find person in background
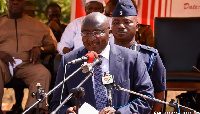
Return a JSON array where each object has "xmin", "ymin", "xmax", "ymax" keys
[
  {"xmin": 136, "ymin": 24, "xmax": 154, "ymax": 47},
  {"xmin": 8, "ymin": 1, "xmax": 35, "ymax": 113},
  {"xmin": 46, "ymin": 3, "xmax": 67, "ymax": 42},
  {"xmin": 24, "ymin": 0, "xmax": 58, "ymax": 47},
  {"xmin": 105, "ymin": 0, "xmax": 117, "ymax": 17},
  {"xmin": 7, "ymin": 1, "xmax": 58, "ymax": 113},
  {"xmin": 105, "ymin": 0, "xmax": 154, "ymax": 47},
  {"xmin": 57, "ymin": 0, "xmax": 105, "ymax": 55},
  {"xmin": 24, "ymin": 0, "xmax": 35, "ymax": 17},
  {"xmin": 50, "ymin": 12, "xmax": 154, "ymax": 114},
  {"xmin": 111, "ymin": 0, "xmax": 166, "ymax": 113},
  {"xmin": 0, "ymin": 0, "xmax": 55, "ymax": 113}
]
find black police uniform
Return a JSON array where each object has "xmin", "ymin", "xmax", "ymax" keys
[{"xmin": 131, "ymin": 42, "xmax": 166, "ymax": 93}]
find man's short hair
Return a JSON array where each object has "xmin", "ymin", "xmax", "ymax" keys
[
  {"xmin": 85, "ymin": 0, "xmax": 104, "ymax": 4},
  {"xmin": 45, "ymin": 3, "xmax": 61, "ymax": 15}
]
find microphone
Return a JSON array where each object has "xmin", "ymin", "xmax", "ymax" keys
[
  {"xmin": 81, "ymin": 58, "xmax": 102, "ymax": 73},
  {"xmin": 102, "ymin": 71, "xmax": 114, "ymax": 106},
  {"xmin": 67, "ymin": 51, "xmax": 98, "ymax": 64}
]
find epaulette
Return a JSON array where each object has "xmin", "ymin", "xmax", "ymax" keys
[{"xmin": 139, "ymin": 44, "xmax": 158, "ymax": 54}]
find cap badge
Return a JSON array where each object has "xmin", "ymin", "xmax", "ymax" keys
[{"xmin": 120, "ymin": 11, "xmax": 122, "ymax": 15}]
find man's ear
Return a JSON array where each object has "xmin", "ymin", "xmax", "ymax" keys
[
  {"xmin": 109, "ymin": 29, "xmax": 112, "ymax": 34},
  {"xmin": 84, "ymin": 5, "xmax": 87, "ymax": 13},
  {"xmin": 100, "ymin": 3, "xmax": 104, "ymax": 13},
  {"xmin": 136, "ymin": 22, "xmax": 139, "ymax": 31},
  {"xmin": 101, "ymin": 7, "xmax": 104, "ymax": 13},
  {"xmin": 109, "ymin": 29, "xmax": 112, "ymax": 37}
]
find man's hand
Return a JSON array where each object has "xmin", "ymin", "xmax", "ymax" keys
[
  {"xmin": 0, "ymin": 51, "xmax": 15, "ymax": 66},
  {"xmin": 63, "ymin": 47, "xmax": 72, "ymax": 54},
  {"xmin": 99, "ymin": 107, "xmax": 116, "ymax": 114},
  {"xmin": 49, "ymin": 21, "xmax": 61, "ymax": 32},
  {"xmin": 30, "ymin": 47, "xmax": 41, "ymax": 64},
  {"xmin": 151, "ymin": 91, "xmax": 165, "ymax": 113},
  {"xmin": 66, "ymin": 106, "xmax": 76, "ymax": 114}
]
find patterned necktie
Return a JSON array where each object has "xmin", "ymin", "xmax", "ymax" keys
[{"xmin": 93, "ymin": 56, "xmax": 107, "ymax": 111}]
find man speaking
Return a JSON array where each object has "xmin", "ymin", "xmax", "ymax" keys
[{"xmin": 50, "ymin": 12, "xmax": 154, "ymax": 114}]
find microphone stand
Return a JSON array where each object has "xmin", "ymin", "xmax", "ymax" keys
[
  {"xmin": 51, "ymin": 72, "xmax": 94, "ymax": 114},
  {"xmin": 22, "ymin": 66, "xmax": 82, "ymax": 114},
  {"xmin": 22, "ymin": 83, "xmax": 45, "ymax": 114},
  {"xmin": 113, "ymin": 84, "xmax": 197, "ymax": 114},
  {"xmin": 70, "ymin": 87, "xmax": 85, "ymax": 114},
  {"xmin": 107, "ymin": 85, "xmax": 113, "ymax": 106},
  {"xmin": 51, "ymin": 58, "xmax": 102, "ymax": 114}
]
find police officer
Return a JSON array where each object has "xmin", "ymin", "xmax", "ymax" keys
[{"xmin": 111, "ymin": 0, "xmax": 166, "ymax": 113}]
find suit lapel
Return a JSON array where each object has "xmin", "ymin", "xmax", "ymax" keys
[{"xmin": 109, "ymin": 44, "xmax": 124, "ymax": 84}]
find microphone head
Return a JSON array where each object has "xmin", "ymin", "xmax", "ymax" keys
[{"xmin": 85, "ymin": 51, "xmax": 98, "ymax": 63}]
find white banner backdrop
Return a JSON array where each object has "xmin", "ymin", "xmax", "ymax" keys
[
  {"xmin": 137, "ymin": 0, "xmax": 200, "ymax": 30},
  {"xmin": 171, "ymin": 0, "xmax": 200, "ymax": 17},
  {"xmin": 70, "ymin": 0, "xmax": 200, "ymax": 30}
]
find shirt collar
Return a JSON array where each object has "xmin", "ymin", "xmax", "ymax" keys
[
  {"xmin": 130, "ymin": 41, "xmax": 137, "ymax": 49},
  {"xmin": 99, "ymin": 42, "xmax": 110, "ymax": 60}
]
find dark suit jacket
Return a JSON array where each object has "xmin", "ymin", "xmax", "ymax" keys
[{"xmin": 50, "ymin": 43, "xmax": 154, "ymax": 114}]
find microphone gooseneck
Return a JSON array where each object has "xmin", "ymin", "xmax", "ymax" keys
[{"xmin": 91, "ymin": 58, "xmax": 102, "ymax": 66}]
